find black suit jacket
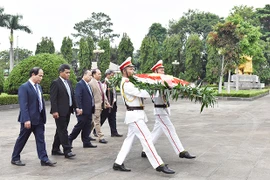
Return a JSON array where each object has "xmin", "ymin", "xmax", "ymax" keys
[
  {"xmin": 50, "ymin": 77, "xmax": 77, "ymax": 116},
  {"xmin": 18, "ymin": 81, "xmax": 46, "ymax": 125},
  {"xmin": 75, "ymin": 80, "xmax": 94, "ymax": 115}
]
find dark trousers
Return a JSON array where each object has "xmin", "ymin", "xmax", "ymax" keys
[
  {"xmin": 52, "ymin": 114, "xmax": 72, "ymax": 154},
  {"xmin": 12, "ymin": 122, "xmax": 48, "ymax": 162},
  {"xmin": 100, "ymin": 108, "xmax": 118, "ymax": 135},
  {"xmin": 69, "ymin": 114, "xmax": 92, "ymax": 145}
]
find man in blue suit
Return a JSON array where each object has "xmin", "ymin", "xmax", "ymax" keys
[
  {"xmin": 11, "ymin": 67, "xmax": 56, "ymax": 167},
  {"xmin": 69, "ymin": 70, "xmax": 97, "ymax": 148}
]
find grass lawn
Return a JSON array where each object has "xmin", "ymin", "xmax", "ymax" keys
[{"xmin": 216, "ymin": 88, "xmax": 269, "ymax": 97}]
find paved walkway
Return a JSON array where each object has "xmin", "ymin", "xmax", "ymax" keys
[{"xmin": 0, "ymin": 95, "xmax": 270, "ymax": 180}]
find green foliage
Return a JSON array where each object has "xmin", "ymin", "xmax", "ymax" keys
[
  {"xmin": 35, "ymin": 37, "xmax": 55, "ymax": 55},
  {"xmin": 60, "ymin": 37, "xmax": 73, "ymax": 64},
  {"xmin": 139, "ymin": 36, "xmax": 158, "ymax": 73},
  {"xmin": 4, "ymin": 53, "xmax": 77, "ymax": 94},
  {"xmin": 217, "ymin": 89, "xmax": 269, "ymax": 97},
  {"xmin": 0, "ymin": 70, "xmax": 4, "ymax": 94},
  {"xmin": 185, "ymin": 34, "xmax": 203, "ymax": 81},
  {"xmin": 162, "ymin": 34, "xmax": 184, "ymax": 76},
  {"xmin": 206, "ymin": 45, "xmax": 220, "ymax": 84},
  {"xmin": 0, "ymin": 48, "xmax": 33, "ymax": 70},
  {"xmin": 72, "ymin": 12, "xmax": 120, "ymax": 43},
  {"xmin": 256, "ymin": 4, "xmax": 270, "ymax": 41},
  {"xmin": 0, "ymin": 7, "xmax": 9, "ymax": 27},
  {"xmin": 230, "ymin": 5, "xmax": 260, "ymax": 27},
  {"xmin": 147, "ymin": 23, "xmax": 167, "ymax": 45},
  {"xmin": 98, "ymin": 38, "xmax": 110, "ymax": 78},
  {"xmin": 168, "ymin": 9, "xmax": 223, "ymax": 41},
  {"xmin": 110, "ymin": 45, "xmax": 118, "ymax": 64},
  {"xmin": 118, "ymin": 33, "xmax": 134, "ymax": 65},
  {"xmin": 0, "ymin": 93, "xmax": 50, "ymax": 105},
  {"xmin": 78, "ymin": 38, "xmax": 90, "ymax": 76}
]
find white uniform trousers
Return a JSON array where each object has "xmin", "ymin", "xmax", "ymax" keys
[
  {"xmin": 115, "ymin": 119, "xmax": 164, "ymax": 169},
  {"xmin": 150, "ymin": 114, "xmax": 185, "ymax": 155}
]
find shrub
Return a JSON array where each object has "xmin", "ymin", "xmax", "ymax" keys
[
  {"xmin": 4, "ymin": 53, "xmax": 77, "ymax": 94},
  {"xmin": 0, "ymin": 70, "xmax": 4, "ymax": 94},
  {"xmin": 0, "ymin": 94, "xmax": 50, "ymax": 105}
]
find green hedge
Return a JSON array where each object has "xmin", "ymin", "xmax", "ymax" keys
[
  {"xmin": 217, "ymin": 89, "xmax": 269, "ymax": 97},
  {"xmin": 4, "ymin": 53, "xmax": 77, "ymax": 95},
  {"xmin": 0, "ymin": 94, "xmax": 50, "ymax": 105}
]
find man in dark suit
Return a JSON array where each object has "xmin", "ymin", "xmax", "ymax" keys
[
  {"xmin": 100, "ymin": 69, "xmax": 122, "ymax": 137},
  {"xmin": 50, "ymin": 64, "xmax": 78, "ymax": 158},
  {"xmin": 11, "ymin": 67, "xmax": 56, "ymax": 167},
  {"xmin": 68, "ymin": 70, "xmax": 97, "ymax": 148}
]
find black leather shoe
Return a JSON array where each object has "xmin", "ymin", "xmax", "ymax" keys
[
  {"xmin": 141, "ymin": 151, "xmax": 147, "ymax": 158},
  {"xmin": 65, "ymin": 152, "xmax": 76, "ymax": 158},
  {"xmin": 89, "ymin": 136, "xmax": 96, "ymax": 141},
  {"xmin": 111, "ymin": 133, "xmax": 123, "ymax": 137},
  {"xmin": 41, "ymin": 160, "xmax": 57, "ymax": 166},
  {"xmin": 99, "ymin": 139, "xmax": 108, "ymax": 144},
  {"xmin": 11, "ymin": 160, "xmax": 25, "ymax": 166},
  {"xmin": 93, "ymin": 133, "xmax": 98, "ymax": 137},
  {"xmin": 51, "ymin": 150, "xmax": 64, "ymax": 156},
  {"xmin": 179, "ymin": 151, "xmax": 196, "ymax": 159},
  {"xmin": 156, "ymin": 164, "xmax": 175, "ymax": 174},
  {"xmin": 113, "ymin": 163, "xmax": 131, "ymax": 172},
  {"xmin": 83, "ymin": 144, "xmax": 97, "ymax": 148}
]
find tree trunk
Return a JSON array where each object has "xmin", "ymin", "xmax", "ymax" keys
[
  {"xmin": 227, "ymin": 69, "xmax": 231, "ymax": 93},
  {"xmin": 9, "ymin": 32, "xmax": 14, "ymax": 72},
  {"xmin": 218, "ymin": 55, "xmax": 225, "ymax": 93},
  {"xmin": 235, "ymin": 67, "xmax": 239, "ymax": 91}
]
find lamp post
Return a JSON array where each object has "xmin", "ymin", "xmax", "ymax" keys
[
  {"xmin": 172, "ymin": 60, "xmax": 179, "ymax": 77},
  {"xmin": 93, "ymin": 47, "xmax": 105, "ymax": 64}
]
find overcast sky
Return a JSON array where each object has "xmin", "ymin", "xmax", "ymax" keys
[{"xmin": 0, "ymin": 0, "xmax": 269, "ymax": 53}]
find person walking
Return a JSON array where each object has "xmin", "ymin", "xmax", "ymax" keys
[
  {"xmin": 11, "ymin": 67, "xmax": 56, "ymax": 167},
  {"xmin": 113, "ymin": 57, "xmax": 175, "ymax": 174},
  {"xmin": 141, "ymin": 60, "xmax": 196, "ymax": 159}
]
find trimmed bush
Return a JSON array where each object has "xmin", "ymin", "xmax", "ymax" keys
[
  {"xmin": 4, "ymin": 53, "xmax": 77, "ymax": 94},
  {"xmin": 0, "ymin": 94, "xmax": 50, "ymax": 105}
]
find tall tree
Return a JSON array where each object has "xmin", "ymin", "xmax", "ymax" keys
[
  {"xmin": 0, "ymin": 7, "xmax": 9, "ymax": 27},
  {"xmin": 86, "ymin": 36, "xmax": 95, "ymax": 70},
  {"xmin": 3, "ymin": 14, "xmax": 32, "ymax": 72},
  {"xmin": 35, "ymin": 37, "xmax": 55, "ymax": 54},
  {"xmin": 60, "ymin": 36, "xmax": 73, "ymax": 64},
  {"xmin": 205, "ymin": 44, "xmax": 220, "ymax": 84},
  {"xmin": 230, "ymin": 5, "xmax": 260, "ymax": 27},
  {"xmin": 117, "ymin": 33, "xmax": 134, "ymax": 65},
  {"xmin": 0, "ymin": 48, "xmax": 32, "ymax": 70},
  {"xmin": 162, "ymin": 34, "xmax": 184, "ymax": 76},
  {"xmin": 73, "ymin": 12, "xmax": 120, "ymax": 43},
  {"xmin": 139, "ymin": 36, "xmax": 159, "ymax": 73},
  {"xmin": 185, "ymin": 34, "xmax": 203, "ymax": 82},
  {"xmin": 78, "ymin": 38, "xmax": 90, "ymax": 76},
  {"xmin": 256, "ymin": 4, "xmax": 270, "ymax": 41},
  {"xmin": 97, "ymin": 38, "xmax": 110, "ymax": 77}
]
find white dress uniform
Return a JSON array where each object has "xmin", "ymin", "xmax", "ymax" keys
[
  {"xmin": 114, "ymin": 77, "xmax": 164, "ymax": 169},
  {"xmin": 144, "ymin": 60, "xmax": 185, "ymax": 155}
]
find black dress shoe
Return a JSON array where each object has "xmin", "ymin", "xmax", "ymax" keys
[
  {"xmin": 11, "ymin": 160, "xmax": 25, "ymax": 166},
  {"xmin": 52, "ymin": 150, "xmax": 65, "ymax": 156},
  {"xmin": 156, "ymin": 164, "xmax": 175, "ymax": 174},
  {"xmin": 89, "ymin": 136, "xmax": 96, "ymax": 141},
  {"xmin": 41, "ymin": 160, "xmax": 57, "ymax": 166},
  {"xmin": 141, "ymin": 151, "xmax": 147, "ymax": 158},
  {"xmin": 65, "ymin": 152, "xmax": 76, "ymax": 158},
  {"xmin": 93, "ymin": 133, "xmax": 98, "ymax": 137},
  {"xmin": 113, "ymin": 163, "xmax": 131, "ymax": 172},
  {"xmin": 83, "ymin": 144, "xmax": 97, "ymax": 148},
  {"xmin": 99, "ymin": 139, "xmax": 108, "ymax": 144},
  {"xmin": 111, "ymin": 133, "xmax": 123, "ymax": 137},
  {"xmin": 179, "ymin": 151, "xmax": 196, "ymax": 159}
]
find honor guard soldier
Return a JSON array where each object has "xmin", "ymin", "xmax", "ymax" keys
[
  {"xmin": 113, "ymin": 57, "xmax": 175, "ymax": 174},
  {"xmin": 141, "ymin": 60, "xmax": 196, "ymax": 159}
]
